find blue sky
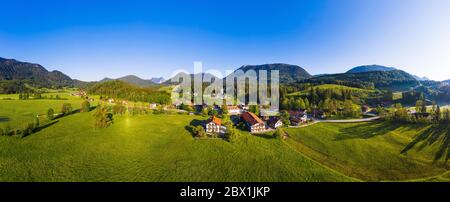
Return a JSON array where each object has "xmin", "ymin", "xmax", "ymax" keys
[{"xmin": 1, "ymin": 0, "xmax": 449, "ymax": 81}]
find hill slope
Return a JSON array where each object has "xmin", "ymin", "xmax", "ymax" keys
[
  {"xmin": 308, "ymin": 70, "xmax": 419, "ymax": 90},
  {"xmin": 285, "ymin": 122, "xmax": 449, "ymax": 181},
  {"xmin": 0, "ymin": 57, "xmax": 74, "ymax": 88},
  {"xmin": 230, "ymin": 63, "xmax": 312, "ymax": 83},
  {"xmin": 100, "ymin": 75, "xmax": 157, "ymax": 87},
  {"xmin": 0, "ymin": 113, "xmax": 352, "ymax": 182},
  {"xmin": 346, "ymin": 65, "xmax": 396, "ymax": 73}
]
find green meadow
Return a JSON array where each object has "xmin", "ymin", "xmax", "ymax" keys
[
  {"xmin": 285, "ymin": 122, "xmax": 450, "ymax": 181},
  {"xmin": 0, "ymin": 95, "xmax": 448, "ymax": 182},
  {"xmin": 0, "ymin": 111, "xmax": 352, "ymax": 182},
  {"xmin": 0, "ymin": 92, "xmax": 85, "ymax": 128}
]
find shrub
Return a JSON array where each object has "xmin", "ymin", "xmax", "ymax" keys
[
  {"xmin": 47, "ymin": 108, "xmax": 55, "ymax": 120},
  {"xmin": 94, "ymin": 105, "xmax": 114, "ymax": 128},
  {"xmin": 195, "ymin": 125, "xmax": 206, "ymax": 138},
  {"xmin": 61, "ymin": 103, "xmax": 73, "ymax": 115},
  {"xmin": 81, "ymin": 100, "xmax": 91, "ymax": 112}
]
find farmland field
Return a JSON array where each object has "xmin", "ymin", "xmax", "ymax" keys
[
  {"xmin": 1, "ymin": 96, "xmax": 449, "ymax": 182},
  {"xmin": 0, "ymin": 112, "xmax": 352, "ymax": 182},
  {"xmin": 0, "ymin": 93, "xmax": 86, "ymax": 128},
  {"xmin": 285, "ymin": 122, "xmax": 450, "ymax": 181}
]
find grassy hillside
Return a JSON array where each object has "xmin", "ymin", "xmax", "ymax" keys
[
  {"xmin": 0, "ymin": 92, "xmax": 85, "ymax": 128},
  {"xmin": 285, "ymin": 122, "xmax": 449, "ymax": 181},
  {"xmin": 0, "ymin": 113, "xmax": 352, "ymax": 182}
]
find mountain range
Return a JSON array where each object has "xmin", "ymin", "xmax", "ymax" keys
[
  {"xmin": 232, "ymin": 63, "xmax": 312, "ymax": 83},
  {"xmin": 0, "ymin": 57, "xmax": 74, "ymax": 88},
  {"xmin": 1, "ymin": 57, "xmax": 447, "ymax": 94},
  {"xmin": 346, "ymin": 65, "xmax": 397, "ymax": 73},
  {"xmin": 347, "ymin": 64, "xmax": 429, "ymax": 81}
]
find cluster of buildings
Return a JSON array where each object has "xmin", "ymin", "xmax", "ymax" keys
[{"xmin": 203, "ymin": 105, "xmax": 311, "ymax": 134}]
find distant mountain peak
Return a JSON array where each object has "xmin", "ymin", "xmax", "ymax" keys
[
  {"xmin": 230, "ymin": 63, "xmax": 312, "ymax": 83},
  {"xmin": 0, "ymin": 57, "xmax": 74, "ymax": 88},
  {"xmin": 150, "ymin": 77, "xmax": 165, "ymax": 84},
  {"xmin": 99, "ymin": 75, "xmax": 158, "ymax": 87},
  {"xmin": 346, "ymin": 65, "xmax": 397, "ymax": 73}
]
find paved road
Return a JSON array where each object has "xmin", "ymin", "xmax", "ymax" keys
[{"xmin": 316, "ymin": 116, "xmax": 380, "ymax": 123}]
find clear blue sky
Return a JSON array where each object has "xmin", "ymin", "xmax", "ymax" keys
[{"xmin": 1, "ymin": 0, "xmax": 449, "ymax": 81}]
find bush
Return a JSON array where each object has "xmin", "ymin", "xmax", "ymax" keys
[
  {"xmin": 195, "ymin": 125, "xmax": 206, "ymax": 138},
  {"xmin": 81, "ymin": 100, "xmax": 91, "ymax": 112},
  {"xmin": 224, "ymin": 122, "xmax": 237, "ymax": 142},
  {"xmin": 94, "ymin": 105, "xmax": 114, "ymax": 128},
  {"xmin": 61, "ymin": 103, "xmax": 73, "ymax": 115},
  {"xmin": 47, "ymin": 108, "xmax": 55, "ymax": 120}
]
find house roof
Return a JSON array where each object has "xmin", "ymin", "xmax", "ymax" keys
[
  {"xmin": 268, "ymin": 117, "xmax": 281, "ymax": 125},
  {"xmin": 227, "ymin": 106, "xmax": 240, "ymax": 110},
  {"xmin": 207, "ymin": 116, "xmax": 222, "ymax": 125},
  {"xmin": 242, "ymin": 112, "xmax": 264, "ymax": 125}
]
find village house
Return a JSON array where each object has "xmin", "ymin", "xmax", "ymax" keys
[
  {"xmin": 268, "ymin": 117, "xmax": 283, "ymax": 129},
  {"xmin": 289, "ymin": 110, "xmax": 307, "ymax": 118},
  {"xmin": 205, "ymin": 116, "xmax": 226, "ymax": 134},
  {"xmin": 149, "ymin": 103, "xmax": 157, "ymax": 109},
  {"xmin": 71, "ymin": 91, "xmax": 87, "ymax": 97},
  {"xmin": 241, "ymin": 112, "xmax": 266, "ymax": 133},
  {"xmin": 226, "ymin": 105, "xmax": 243, "ymax": 115},
  {"xmin": 290, "ymin": 114, "xmax": 308, "ymax": 126}
]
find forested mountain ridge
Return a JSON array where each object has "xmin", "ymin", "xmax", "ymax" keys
[
  {"xmin": 306, "ymin": 70, "xmax": 420, "ymax": 91},
  {"xmin": 229, "ymin": 63, "xmax": 312, "ymax": 83},
  {"xmin": 0, "ymin": 57, "xmax": 74, "ymax": 89},
  {"xmin": 100, "ymin": 75, "xmax": 157, "ymax": 87},
  {"xmin": 346, "ymin": 65, "xmax": 397, "ymax": 73},
  {"xmin": 87, "ymin": 80, "xmax": 171, "ymax": 104}
]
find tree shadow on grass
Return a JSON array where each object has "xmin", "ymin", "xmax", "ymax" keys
[
  {"xmin": 400, "ymin": 124, "xmax": 450, "ymax": 165},
  {"xmin": 0, "ymin": 116, "xmax": 11, "ymax": 122},
  {"xmin": 23, "ymin": 121, "xmax": 60, "ymax": 137},
  {"xmin": 335, "ymin": 121, "xmax": 405, "ymax": 141},
  {"xmin": 253, "ymin": 133, "xmax": 277, "ymax": 139},
  {"xmin": 184, "ymin": 119, "xmax": 205, "ymax": 137},
  {"xmin": 189, "ymin": 119, "xmax": 204, "ymax": 127}
]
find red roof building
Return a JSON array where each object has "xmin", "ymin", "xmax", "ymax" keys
[{"xmin": 241, "ymin": 112, "xmax": 266, "ymax": 133}]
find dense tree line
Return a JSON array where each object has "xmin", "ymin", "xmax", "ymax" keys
[
  {"xmin": 87, "ymin": 80, "xmax": 171, "ymax": 105},
  {"xmin": 0, "ymin": 80, "xmax": 29, "ymax": 94},
  {"xmin": 280, "ymin": 86, "xmax": 363, "ymax": 118},
  {"xmin": 381, "ymin": 103, "xmax": 450, "ymax": 124}
]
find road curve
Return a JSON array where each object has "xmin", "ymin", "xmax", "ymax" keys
[{"xmin": 316, "ymin": 116, "xmax": 380, "ymax": 123}]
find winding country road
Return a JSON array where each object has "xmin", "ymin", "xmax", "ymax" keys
[{"xmin": 316, "ymin": 116, "xmax": 380, "ymax": 123}]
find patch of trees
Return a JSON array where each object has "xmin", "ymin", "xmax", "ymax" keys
[
  {"xmin": 281, "ymin": 86, "xmax": 363, "ymax": 118},
  {"xmin": 381, "ymin": 103, "xmax": 450, "ymax": 124},
  {"xmin": 87, "ymin": 80, "xmax": 171, "ymax": 105},
  {"xmin": 81, "ymin": 101, "xmax": 91, "ymax": 112},
  {"xmin": 0, "ymin": 117, "xmax": 40, "ymax": 137},
  {"xmin": 93, "ymin": 104, "xmax": 114, "ymax": 128},
  {"xmin": 0, "ymin": 80, "xmax": 29, "ymax": 94}
]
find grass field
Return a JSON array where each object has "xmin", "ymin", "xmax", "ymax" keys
[
  {"xmin": 0, "ymin": 92, "xmax": 86, "ymax": 128},
  {"xmin": 1, "ymin": 93, "xmax": 448, "ymax": 182},
  {"xmin": 0, "ymin": 112, "xmax": 353, "ymax": 182},
  {"xmin": 285, "ymin": 122, "xmax": 449, "ymax": 181}
]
